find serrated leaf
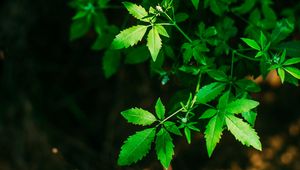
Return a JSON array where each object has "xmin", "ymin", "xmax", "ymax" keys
[
  {"xmin": 112, "ymin": 25, "xmax": 148, "ymax": 49},
  {"xmin": 155, "ymin": 25, "xmax": 169, "ymax": 38},
  {"xmin": 121, "ymin": 108, "xmax": 157, "ymax": 126},
  {"xmin": 277, "ymin": 68, "xmax": 285, "ymax": 83},
  {"xmin": 284, "ymin": 67, "xmax": 300, "ymax": 79},
  {"xmin": 155, "ymin": 98, "xmax": 165, "ymax": 120},
  {"xmin": 199, "ymin": 109, "xmax": 217, "ymax": 119},
  {"xmin": 102, "ymin": 50, "xmax": 121, "ymax": 78},
  {"xmin": 205, "ymin": 113, "xmax": 224, "ymax": 157},
  {"xmin": 147, "ymin": 27, "xmax": 162, "ymax": 61},
  {"xmin": 164, "ymin": 121, "xmax": 182, "ymax": 136},
  {"xmin": 226, "ymin": 99, "xmax": 259, "ymax": 114},
  {"xmin": 283, "ymin": 58, "xmax": 300, "ymax": 66},
  {"xmin": 242, "ymin": 111, "xmax": 257, "ymax": 126},
  {"xmin": 123, "ymin": 2, "xmax": 149, "ymax": 22},
  {"xmin": 196, "ymin": 82, "xmax": 226, "ymax": 104},
  {"xmin": 118, "ymin": 128, "xmax": 156, "ymax": 166},
  {"xmin": 155, "ymin": 128, "xmax": 174, "ymax": 168},
  {"xmin": 225, "ymin": 115, "xmax": 262, "ymax": 151},
  {"xmin": 191, "ymin": 0, "xmax": 200, "ymax": 10},
  {"xmin": 241, "ymin": 38, "xmax": 261, "ymax": 51}
]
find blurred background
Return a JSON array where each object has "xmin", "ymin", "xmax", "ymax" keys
[{"xmin": 0, "ymin": 0, "xmax": 300, "ymax": 170}]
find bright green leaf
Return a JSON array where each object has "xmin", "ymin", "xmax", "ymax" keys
[
  {"xmin": 205, "ymin": 113, "xmax": 224, "ymax": 157},
  {"xmin": 241, "ymin": 38, "xmax": 261, "ymax": 51},
  {"xmin": 184, "ymin": 127, "xmax": 191, "ymax": 144},
  {"xmin": 118, "ymin": 128, "xmax": 156, "ymax": 166},
  {"xmin": 164, "ymin": 121, "xmax": 182, "ymax": 136},
  {"xmin": 242, "ymin": 111, "xmax": 257, "ymax": 126},
  {"xmin": 112, "ymin": 25, "xmax": 148, "ymax": 49},
  {"xmin": 199, "ymin": 109, "xmax": 217, "ymax": 119},
  {"xmin": 277, "ymin": 68, "xmax": 285, "ymax": 83},
  {"xmin": 155, "ymin": 128, "xmax": 174, "ymax": 168},
  {"xmin": 283, "ymin": 58, "xmax": 300, "ymax": 66},
  {"xmin": 123, "ymin": 2, "xmax": 149, "ymax": 22},
  {"xmin": 225, "ymin": 115, "xmax": 262, "ymax": 151},
  {"xmin": 147, "ymin": 27, "xmax": 162, "ymax": 61},
  {"xmin": 155, "ymin": 25, "xmax": 169, "ymax": 38},
  {"xmin": 226, "ymin": 99, "xmax": 259, "ymax": 114},
  {"xmin": 155, "ymin": 98, "xmax": 165, "ymax": 120},
  {"xmin": 284, "ymin": 67, "xmax": 300, "ymax": 79},
  {"xmin": 196, "ymin": 82, "xmax": 227, "ymax": 104},
  {"xmin": 121, "ymin": 108, "xmax": 157, "ymax": 126}
]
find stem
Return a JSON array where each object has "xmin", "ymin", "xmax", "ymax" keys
[
  {"xmin": 235, "ymin": 51, "xmax": 260, "ymax": 61},
  {"xmin": 163, "ymin": 12, "xmax": 193, "ymax": 43},
  {"xmin": 158, "ymin": 108, "xmax": 184, "ymax": 126}
]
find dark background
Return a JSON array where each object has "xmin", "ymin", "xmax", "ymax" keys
[{"xmin": 0, "ymin": 0, "xmax": 300, "ymax": 170}]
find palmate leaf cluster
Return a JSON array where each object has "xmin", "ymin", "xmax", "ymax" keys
[{"xmin": 69, "ymin": 0, "xmax": 300, "ymax": 169}]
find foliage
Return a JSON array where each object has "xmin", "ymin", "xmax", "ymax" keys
[{"xmin": 69, "ymin": 0, "xmax": 300, "ymax": 168}]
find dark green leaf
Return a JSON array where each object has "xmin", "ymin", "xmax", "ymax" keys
[
  {"xmin": 102, "ymin": 50, "xmax": 121, "ymax": 78},
  {"xmin": 125, "ymin": 46, "xmax": 150, "ymax": 64},
  {"xmin": 235, "ymin": 79, "xmax": 261, "ymax": 93},
  {"xmin": 271, "ymin": 19, "xmax": 294, "ymax": 45}
]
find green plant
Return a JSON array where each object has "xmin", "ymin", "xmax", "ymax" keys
[{"xmin": 70, "ymin": 0, "xmax": 300, "ymax": 169}]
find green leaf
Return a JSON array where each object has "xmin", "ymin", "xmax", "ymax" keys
[
  {"xmin": 279, "ymin": 49, "xmax": 287, "ymax": 64},
  {"xmin": 118, "ymin": 128, "xmax": 156, "ymax": 166},
  {"xmin": 260, "ymin": 31, "xmax": 267, "ymax": 50},
  {"xmin": 155, "ymin": 98, "xmax": 165, "ymax": 120},
  {"xmin": 196, "ymin": 82, "xmax": 226, "ymax": 104},
  {"xmin": 235, "ymin": 79, "xmax": 261, "ymax": 93},
  {"xmin": 226, "ymin": 99, "xmax": 259, "ymax": 114},
  {"xmin": 122, "ymin": 2, "xmax": 149, "ymax": 22},
  {"xmin": 112, "ymin": 25, "xmax": 148, "ymax": 49},
  {"xmin": 207, "ymin": 70, "xmax": 228, "ymax": 82},
  {"xmin": 284, "ymin": 67, "xmax": 300, "ymax": 79},
  {"xmin": 175, "ymin": 13, "xmax": 189, "ymax": 23},
  {"xmin": 102, "ymin": 50, "xmax": 121, "ymax": 78},
  {"xmin": 199, "ymin": 109, "xmax": 217, "ymax": 119},
  {"xmin": 241, "ymin": 38, "xmax": 261, "ymax": 51},
  {"xmin": 232, "ymin": 0, "xmax": 256, "ymax": 14},
  {"xmin": 164, "ymin": 121, "xmax": 182, "ymax": 136},
  {"xmin": 125, "ymin": 46, "xmax": 150, "ymax": 64},
  {"xmin": 191, "ymin": 0, "xmax": 200, "ymax": 10},
  {"xmin": 204, "ymin": 113, "xmax": 224, "ymax": 157},
  {"xmin": 184, "ymin": 127, "xmax": 191, "ymax": 144},
  {"xmin": 277, "ymin": 68, "xmax": 285, "ymax": 83},
  {"xmin": 155, "ymin": 25, "xmax": 169, "ymax": 38},
  {"xmin": 271, "ymin": 19, "xmax": 294, "ymax": 45},
  {"xmin": 147, "ymin": 27, "xmax": 162, "ymax": 61},
  {"xmin": 276, "ymin": 41, "xmax": 300, "ymax": 58},
  {"xmin": 225, "ymin": 115, "xmax": 262, "ymax": 151},
  {"xmin": 204, "ymin": 26, "xmax": 218, "ymax": 38},
  {"xmin": 283, "ymin": 58, "xmax": 300, "ymax": 66},
  {"xmin": 70, "ymin": 18, "xmax": 91, "ymax": 41},
  {"xmin": 121, "ymin": 108, "xmax": 157, "ymax": 126},
  {"xmin": 217, "ymin": 91, "xmax": 230, "ymax": 109},
  {"xmin": 241, "ymin": 111, "xmax": 257, "ymax": 126},
  {"xmin": 155, "ymin": 128, "xmax": 174, "ymax": 168}
]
